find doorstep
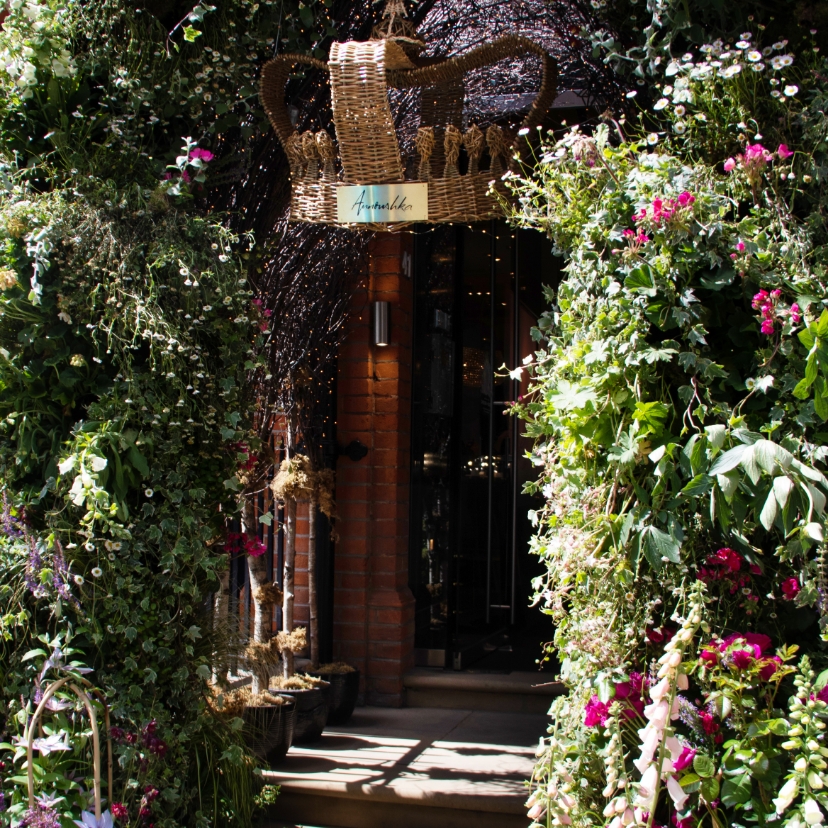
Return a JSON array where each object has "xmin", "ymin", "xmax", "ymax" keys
[
  {"xmin": 261, "ymin": 706, "xmax": 546, "ymax": 828},
  {"xmin": 403, "ymin": 667, "xmax": 564, "ymax": 714}
]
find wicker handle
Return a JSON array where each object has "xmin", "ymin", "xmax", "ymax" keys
[
  {"xmin": 260, "ymin": 54, "xmax": 330, "ymax": 149},
  {"xmin": 26, "ymin": 676, "xmax": 113, "ymax": 820},
  {"xmin": 387, "ymin": 34, "xmax": 558, "ymax": 167}
]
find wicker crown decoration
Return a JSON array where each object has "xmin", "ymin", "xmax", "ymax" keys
[{"xmin": 260, "ymin": 0, "xmax": 558, "ymax": 228}]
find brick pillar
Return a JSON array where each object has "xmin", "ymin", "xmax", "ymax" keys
[{"xmin": 333, "ymin": 233, "xmax": 415, "ymax": 707}]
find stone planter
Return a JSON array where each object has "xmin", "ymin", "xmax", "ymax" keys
[
  {"xmin": 241, "ymin": 695, "xmax": 295, "ymax": 763},
  {"xmin": 274, "ymin": 683, "xmax": 330, "ymax": 743},
  {"xmin": 308, "ymin": 669, "xmax": 360, "ymax": 726}
]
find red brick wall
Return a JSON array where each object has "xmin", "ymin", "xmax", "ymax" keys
[{"xmin": 333, "ymin": 232, "xmax": 415, "ymax": 706}]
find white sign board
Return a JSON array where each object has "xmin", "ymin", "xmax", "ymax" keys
[{"xmin": 336, "ymin": 182, "xmax": 428, "ymax": 223}]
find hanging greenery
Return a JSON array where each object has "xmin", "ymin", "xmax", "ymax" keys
[
  {"xmin": 0, "ymin": 1, "xmax": 341, "ymax": 826},
  {"xmin": 507, "ymin": 2, "xmax": 828, "ymax": 826}
]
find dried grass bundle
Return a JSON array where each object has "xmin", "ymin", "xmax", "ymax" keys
[{"xmin": 274, "ymin": 626, "xmax": 307, "ymax": 655}]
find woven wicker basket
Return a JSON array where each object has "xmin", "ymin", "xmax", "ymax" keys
[{"xmin": 260, "ymin": 8, "xmax": 557, "ymax": 229}]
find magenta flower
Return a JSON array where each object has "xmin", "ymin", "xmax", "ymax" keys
[
  {"xmin": 777, "ymin": 144, "xmax": 793, "ymax": 160},
  {"xmin": 735, "ymin": 241, "xmax": 745, "ymax": 252},
  {"xmin": 584, "ymin": 695, "xmax": 610, "ymax": 727},
  {"xmin": 759, "ymin": 656, "xmax": 782, "ymax": 681},
  {"xmin": 723, "ymin": 157, "xmax": 736, "ymax": 172},
  {"xmin": 191, "ymin": 147, "xmax": 214, "ymax": 162},
  {"xmin": 676, "ymin": 191, "xmax": 695, "ymax": 207},
  {"xmin": 781, "ymin": 577, "xmax": 800, "ymax": 600},
  {"xmin": 770, "ymin": 288, "xmax": 782, "ymax": 298},
  {"xmin": 791, "ymin": 302, "xmax": 802, "ymax": 323},
  {"xmin": 672, "ymin": 745, "xmax": 696, "ymax": 773},
  {"xmin": 752, "ymin": 290, "xmax": 769, "ymax": 309},
  {"xmin": 761, "ymin": 318, "xmax": 775, "ymax": 335},
  {"xmin": 744, "ymin": 143, "xmax": 772, "ymax": 164},
  {"xmin": 731, "ymin": 649, "xmax": 754, "ymax": 669}
]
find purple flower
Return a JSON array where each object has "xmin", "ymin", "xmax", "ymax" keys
[
  {"xmin": 21, "ymin": 801, "xmax": 61, "ymax": 828},
  {"xmin": 74, "ymin": 811, "xmax": 114, "ymax": 828}
]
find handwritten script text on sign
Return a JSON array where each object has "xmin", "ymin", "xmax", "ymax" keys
[{"xmin": 336, "ymin": 183, "xmax": 428, "ymax": 223}]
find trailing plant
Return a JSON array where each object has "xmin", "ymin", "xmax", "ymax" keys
[
  {"xmin": 0, "ymin": 1, "xmax": 340, "ymax": 826},
  {"xmin": 507, "ymin": 6, "xmax": 828, "ymax": 826}
]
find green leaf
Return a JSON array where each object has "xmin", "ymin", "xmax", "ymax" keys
[
  {"xmin": 773, "ymin": 476, "xmax": 794, "ymax": 509},
  {"xmin": 223, "ymin": 477, "xmax": 241, "ymax": 491},
  {"xmin": 624, "ymin": 266, "xmax": 657, "ymax": 296},
  {"xmin": 817, "ymin": 309, "xmax": 828, "ymax": 338},
  {"xmin": 641, "ymin": 525, "xmax": 680, "ymax": 567},
  {"xmin": 705, "ymin": 424, "xmax": 726, "ymax": 451},
  {"xmin": 128, "ymin": 446, "xmax": 149, "ymax": 477},
  {"xmin": 681, "ymin": 474, "xmax": 713, "ymax": 497},
  {"xmin": 183, "ymin": 25, "xmax": 202, "ymax": 41},
  {"xmin": 700, "ymin": 776, "xmax": 720, "ymax": 802},
  {"xmin": 196, "ymin": 663, "xmax": 212, "ymax": 680},
  {"xmin": 21, "ymin": 648, "xmax": 47, "ymax": 662},
  {"xmin": 721, "ymin": 775, "xmax": 752, "ymax": 807},
  {"xmin": 679, "ymin": 773, "xmax": 701, "ymax": 789},
  {"xmin": 759, "ymin": 489, "xmax": 777, "ymax": 531},
  {"xmin": 709, "ymin": 444, "xmax": 748, "ymax": 475},
  {"xmin": 259, "ymin": 511, "xmax": 273, "ymax": 526},
  {"xmin": 816, "ymin": 377, "xmax": 828, "ymax": 422},
  {"xmin": 693, "ymin": 753, "xmax": 716, "ymax": 778},
  {"xmin": 800, "ymin": 326, "xmax": 816, "ymax": 351}
]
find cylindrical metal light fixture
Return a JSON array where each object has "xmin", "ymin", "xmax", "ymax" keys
[{"xmin": 373, "ymin": 301, "xmax": 390, "ymax": 347}]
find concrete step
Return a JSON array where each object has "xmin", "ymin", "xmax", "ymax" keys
[
  {"xmin": 261, "ymin": 706, "xmax": 546, "ymax": 828},
  {"xmin": 403, "ymin": 668, "xmax": 564, "ymax": 714}
]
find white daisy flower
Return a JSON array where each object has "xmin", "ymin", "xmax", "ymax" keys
[
  {"xmin": 625, "ymin": 90, "xmax": 637, "ymax": 98},
  {"xmin": 647, "ymin": 133, "xmax": 659, "ymax": 145},
  {"xmin": 751, "ymin": 63, "xmax": 764, "ymax": 72},
  {"xmin": 653, "ymin": 98, "xmax": 669, "ymax": 110},
  {"xmin": 778, "ymin": 55, "xmax": 794, "ymax": 68},
  {"xmin": 784, "ymin": 85, "xmax": 799, "ymax": 96},
  {"xmin": 740, "ymin": 32, "xmax": 752, "ymax": 40},
  {"xmin": 735, "ymin": 40, "xmax": 750, "ymax": 50},
  {"xmin": 674, "ymin": 104, "xmax": 686, "ymax": 116},
  {"xmin": 771, "ymin": 90, "xmax": 782, "ymax": 98},
  {"xmin": 722, "ymin": 64, "xmax": 742, "ymax": 77},
  {"xmin": 84, "ymin": 542, "xmax": 95, "ymax": 552},
  {"xmin": 73, "ymin": 574, "xmax": 84, "ymax": 586},
  {"xmin": 108, "ymin": 553, "xmax": 116, "ymax": 561},
  {"xmin": 674, "ymin": 122, "xmax": 687, "ymax": 135},
  {"xmin": 762, "ymin": 47, "xmax": 773, "ymax": 56},
  {"xmin": 747, "ymin": 50, "xmax": 762, "ymax": 62},
  {"xmin": 145, "ymin": 489, "xmax": 154, "ymax": 498},
  {"xmin": 91, "ymin": 567, "xmax": 103, "ymax": 578}
]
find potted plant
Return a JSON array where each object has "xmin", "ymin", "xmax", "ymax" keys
[
  {"xmin": 307, "ymin": 662, "xmax": 360, "ymax": 726},
  {"xmin": 268, "ymin": 673, "xmax": 330, "ymax": 743},
  {"xmin": 210, "ymin": 686, "xmax": 295, "ymax": 765}
]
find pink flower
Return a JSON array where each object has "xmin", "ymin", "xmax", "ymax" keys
[
  {"xmin": 623, "ymin": 228, "xmax": 635, "ymax": 238},
  {"xmin": 770, "ymin": 288, "xmax": 782, "ymax": 298},
  {"xmin": 111, "ymin": 803, "xmax": 129, "ymax": 821},
  {"xmin": 637, "ymin": 233, "xmax": 650, "ymax": 243},
  {"xmin": 759, "ymin": 656, "xmax": 782, "ymax": 681},
  {"xmin": 706, "ymin": 548, "xmax": 742, "ymax": 574},
  {"xmin": 673, "ymin": 745, "xmax": 696, "ymax": 773},
  {"xmin": 243, "ymin": 535, "xmax": 267, "ymax": 558},
  {"xmin": 252, "ymin": 298, "xmax": 263, "ymax": 307},
  {"xmin": 584, "ymin": 695, "xmax": 610, "ymax": 727},
  {"xmin": 731, "ymin": 649, "xmax": 754, "ymax": 670},
  {"xmin": 749, "ymin": 563, "xmax": 761, "ymax": 575},
  {"xmin": 817, "ymin": 685, "xmax": 828, "ymax": 704},
  {"xmin": 191, "ymin": 147, "xmax": 215, "ymax": 162},
  {"xmin": 677, "ymin": 191, "xmax": 695, "ymax": 207},
  {"xmin": 777, "ymin": 144, "xmax": 793, "ymax": 160},
  {"xmin": 752, "ymin": 290, "xmax": 769, "ymax": 309},
  {"xmin": 781, "ymin": 577, "xmax": 800, "ymax": 600},
  {"xmin": 735, "ymin": 241, "xmax": 745, "ymax": 252},
  {"xmin": 791, "ymin": 303, "xmax": 802, "ymax": 323},
  {"xmin": 181, "ymin": 170, "xmax": 192, "ymax": 184},
  {"xmin": 724, "ymin": 157, "xmax": 736, "ymax": 172},
  {"xmin": 730, "ymin": 253, "xmax": 738, "ymax": 260},
  {"xmin": 699, "ymin": 710, "xmax": 719, "ymax": 734},
  {"xmin": 744, "ymin": 143, "xmax": 771, "ymax": 164},
  {"xmin": 761, "ymin": 318, "xmax": 775, "ymax": 335}
]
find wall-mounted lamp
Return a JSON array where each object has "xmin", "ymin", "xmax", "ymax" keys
[{"xmin": 373, "ymin": 301, "xmax": 390, "ymax": 347}]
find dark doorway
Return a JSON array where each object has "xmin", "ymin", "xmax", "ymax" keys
[{"xmin": 409, "ymin": 221, "xmax": 562, "ymax": 671}]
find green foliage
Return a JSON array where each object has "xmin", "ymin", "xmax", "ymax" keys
[
  {"xmin": 0, "ymin": 0, "xmax": 335, "ymax": 825},
  {"xmin": 508, "ymin": 3, "xmax": 828, "ymax": 826}
]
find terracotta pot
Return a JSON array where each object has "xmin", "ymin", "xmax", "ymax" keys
[
  {"xmin": 308, "ymin": 669, "xmax": 360, "ymax": 726},
  {"xmin": 273, "ymin": 683, "xmax": 330, "ymax": 743},
  {"xmin": 241, "ymin": 696, "xmax": 295, "ymax": 763}
]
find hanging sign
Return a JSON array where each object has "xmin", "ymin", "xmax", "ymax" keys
[{"xmin": 336, "ymin": 182, "xmax": 429, "ymax": 223}]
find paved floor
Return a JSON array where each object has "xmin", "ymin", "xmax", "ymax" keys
[{"xmin": 263, "ymin": 706, "xmax": 546, "ymax": 815}]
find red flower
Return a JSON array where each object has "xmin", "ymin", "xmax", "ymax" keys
[
  {"xmin": 646, "ymin": 626, "xmax": 676, "ymax": 644},
  {"xmin": 699, "ymin": 646, "xmax": 719, "ymax": 665},
  {"xmin": 781, "ymin": 578, "xmax": 800, "ymax": 600},
  {"xmin": 111, "ymin": 803, "xmax": 128, "ymax": 821},
  {"xmin": 731, "ymin": 649, "xmax": 754, "ymax": 670},
  {"xmin": 700, "ymin": 711, "xmax": 719, "ymax": 734},
  {"xmin": 759, "ymin": 656, "xmax": 782, "ymax": 681}
]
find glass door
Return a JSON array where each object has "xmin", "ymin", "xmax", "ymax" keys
[{"xmin": 409, "ymin": 221, "xmax": 559, "ymax": 670}]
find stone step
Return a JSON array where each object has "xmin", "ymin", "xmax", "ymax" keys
[
  {"xmin": 261, "ymin": 706, "xmax": 546, "ymax": 828},
  {"xmin": 403, "ymin": 668, "xmax": 564, "ymax": 714}
]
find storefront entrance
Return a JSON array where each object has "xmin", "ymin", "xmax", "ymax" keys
[{"xmin": 409, "ymin": 222, "xmax": 561, "ymax": 670}]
